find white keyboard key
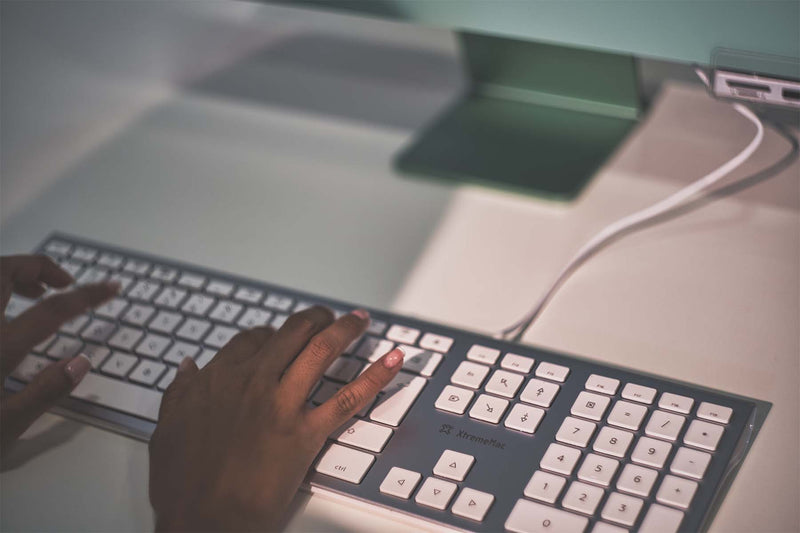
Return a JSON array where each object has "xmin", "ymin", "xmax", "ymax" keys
[
  {"xmin": 33, "ymin": 335, "xmax": 56, "ymax": 354},
  {"xmin": 163, "ymin": 342, "xmax": 200, "ymax": 365},
  {"xmin": 158, "ymin": 367, "xmax": 177, "ymax": 391},
  {"xmin": 264, "ymin": 293, "xmax": 293, "ymax": 311},
  {"xmin": 524, "ymin": 470, "xmax": 566, "ymax": 503},
  {"xmin": 11, "ymin": 355, "xmax": 51, "ymax": 382},
  {"xmin": 616, "ymin": 463, "xmax": 659, "ymax": 497},
  {"xmin": 385, "ymin": 324, "xmax": 420, "ymax": 345},
  {"xmin": 72, "ymin": 246, "xmax": 97, "ymax": 262},
  {"xmin": 123, "ymin": 259, "xmax": 150, "ymax": 275},
  {"xmin": 592, "ymin": 523, "xmax": 627, "ymax": 533},
  {"xmin": 58, "ymin": 260, "xmax": 83, "ymax": 278},
  {"xmin": 234, "ymin": 286, "xmax": 263, "ymax": 304},
  {"xmin": 135, "ymin": 333, "xmax": 171, "ymax": 359},
  {"xmin": 149, "ymin": 311, "xmax": 183, "ymax": 334},
  {"xmin": 571, "ymin": 391, "xmax": 611, "ymax": 421},
  {"xmin": 97, "ymin": 253, "xmax": 124, "ymax": 269},
  {"xmin": 469, "ymin": 393, "xmax": 509, "ymax": 424},
  {"xmin": 501, "ymin": 353, "xmax": 535, "ymax": 374},
  {"xmin": 237, "ymin": 307, "xmax": 272, "ymax": 328},
  {"xmin": 607, "ymin": 400, "xmax": 648, "ymax": 430},
  {"xmin": 658, "ymin": 392, "xmax": 694, "ymax": 414},
  {"xmin": 366, "ymin": 319, "xmax": 387, "ymax": 336},
  {"xmin": 129, "ymin": 360, "xmax": 167, "ymax": 386},
  {"xmin": 697, "ymin": 401, "xmax": 733, "ymax": 424},
  {"xmin": 577, "ymin": 453, "xmax": 619, "ymax": 486},
  {"xmin": 670, "ymin": 446, "xmax": 711, "ymax": 479},
  {"xmin": 504, "ymin": 403, "xmax": 545, "ymax": 434},
  {"xmin": 540, "ymin": 443, "xmax": 581, "ymax": 476},
  {"xmin": 45, "ymin": 240, "xmax": 71, "ymax": 256},
  {"xmin": 656, "ymin": 475, "xmax": 697, "ymax": 509},
  {"xmin": 433, "ymin": 449, "xmax": 475, "ymax": 481},
  {"xmin": 601, "ymin": 492, "xmax": 643, "ymax": 527},
  {"xmin": 204, "ymin": 325, "xmax": 239, "ymax": 348},
  {"xmin": 585, "ymin": 374, "xmax": 620, "ymax": 395},
  {"xmin": 638, "ymin": 504, "xmax": 684, "ymax": 533},
  {"xmin": 683, "ymin": 419, "xmax": 724, "ymax": 451},
  {"xmin": 535, "ymin": 361, "xmax": 570, "ymax": 382},
  {"xmin": 128, "ymin": 280, "xmax": 160, "ymax": 301},
  {"xmin": 197, "ymin": 349, "xmax": 217, "ymax": 368},
  {"xmin": 505, "ymin": 498, "xmax": 588, "ymax": 533},
  {"xmin": 451, "ymin": 487, "xmax": 494, "ymax": 522},
  {"xmin": 466, "ymin": 344, "xmax": 500, "ymax": 365},
  {"xmin": 83, "ymin": 344, "xmax": 110, "ymax": 369},
  {"xmin": 435, "ymin": 385, "xmax": 474, "ymax": 415},
  {"xmin": 418, "ymin": 333, "xmax": 453, "ymax": 353},
  {"xmin": 369, "ymin": 375, "xmax": 425, "ymax": 426},
  {"xmin": 47, "ymin": 337, "xmax": 83, "ymax": 359},
  {"xmin": 324, "ymin": 357, "xmax": 362, "ymax": 382},
  {"xmin": 70, "ymin": 371, "xmax": 162, "ymax": 421},
  {"xmin": 81, "ymin": 319, "xmax": 116, "ymax": 343},
  {"xmin": 621, "ymin": 383, "xmax": 657, "ymax": 404},
  {"xmin": 60, "ymin": 314, "xmax": 90, "ymax": 335},
  {"xmin": 485, "ymin": 369, "xmax": 525, "ymax": 398},
  {"xmin": 335, "ymin": 420, "xmax": 393, "ymax": 453},
  {"xmin": 355, "ymin": 337, "xmax": 395, "ymax": 362},
  {"xmin": 631, "ymin": 436, "xmax": 672, "ymax": 468},
  {"xmin": 645, "ymin": 410, "xmax": 685, "ymax": 441},
  {"xmin": 379, "ymin": 467, "xmax": 421, "ymax": 499},
  {"xmin": 101, "ymin": 352, "xmax": 138, "ymax": 377},
  {"xmin": 399, "ymin": 346, "xmax": 442, "ymax": 377},
  {"xmin": 592, "ymin": 426, "xmax": 634, "ymax": 458},
  {"xmin": 414, "ymin": 477, "xmax": 457, "ymax": 510},
  {"xmin": 314, "ymin": 443, "xmax": 374, "ymax": 484},
  {"xmin": 556, "ymin": 416, "xmax": 596, "ymax": 447},
  {"xmin": 108, "ymin": 272, "xmax": 134, "ymax": 292},
  {"xmin": 108, "ymin": 326, "xmax": 143, "ymax": 351},
  {"xmin": 205, "ymin": 280, "xmax": 234, "ymax": 297},
  {"xmin": 182, "ymin": 294, "xmax": 215, "ymax": 316},
  {"xmin": 562, "ymin": 480, "xmax": 605, "ymax": 515},
  {"xmin": 5, "ymin": 295, "xmax": 35, "ymax": 318},
  {"xmin": 149, "ymin": 266, "xmax": 177, "ymax": 283},
  {"xmin": 94, "ymin": 298, "xmax": 128, "ymax": 320},
  {"xmin": 77, "ymin": 266, "xmax": 108, "ymax": 285},
  {"xmin": 122, "ymin": 304, "xmax": 155, "ymax": 326},
  {"xmin": 450, "ymin": 361, "xmax": 490, "ymax": 389},
  {"xmin": 209, "ymin": 300, "xmax": 243, "ymax": 324},
  {"xmin": 154, "ymin": 287, "xmax": 187, "ymax": 309},
  {"xmin": 520, "ymin": 378, "xmax": 560, "ymax": 407},
  {"xmin": 177, "ymin": 273, "xmax": 205, "ymax": 289},
  {"xmin": 176, "ymin": 319, "xmax": 211, "ymax": 342},
  {"xmin": 271, "ymin": 314, "xmax": 288, "ymax": 329}
]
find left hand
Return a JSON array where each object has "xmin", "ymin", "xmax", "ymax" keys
[{"xmin": 0, "ymin": 254, "xmax": 120, "ymax": 455}]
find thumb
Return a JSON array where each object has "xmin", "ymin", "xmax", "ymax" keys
[{"xmin": 1, "ymin": 354, "xmax": 90, "ymax": 449}]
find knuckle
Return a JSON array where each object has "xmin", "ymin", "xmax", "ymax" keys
[
  {"xmin": 333, "ymin": 386, "xmax": 362, "ymax": 415},
  {"xmin": 307, "ymin": 334, "xmax": 339, "ymax": 361}
]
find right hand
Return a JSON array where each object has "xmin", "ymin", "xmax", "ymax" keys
[{"xmin": 148, "ymin": 305, "xmax": 404, "ymax": 531}]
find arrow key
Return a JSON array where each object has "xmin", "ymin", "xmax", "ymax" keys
[
  {"xmin": 415, "ymin": 477, "xmax": 458, "ymax": 510},
  {"xmin": 452, "ymin": 487, "xmax": 495, "ymax": 521},
  {"xmin": 380, "ymin": 467, "xmax": 422, "ymax": 499},
  {"xmin": 433, "ymin": 449, "xmax": 476, "ymax": 481}
]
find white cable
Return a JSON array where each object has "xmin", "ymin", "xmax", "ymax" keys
[{"xmin": 498, "ymin": 71, "xmax": 764, "ymax": 342}]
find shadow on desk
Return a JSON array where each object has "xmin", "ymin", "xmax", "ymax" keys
[{"xmin": 1, "ymin": 419, "xmax": 82, "ymax": 473}]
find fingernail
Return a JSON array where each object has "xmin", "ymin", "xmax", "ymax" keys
[
  {"xmin": 105, "ymin": 280, "xmax": 122, "ymax": 293},
  {"xmin": 65, "ymin": 354, "xmax": 91, "ymax": 385},
  {"xmin": 178, "ymin": 357, "xmax": 193, "ymax": 373},
  {"xmin": 383, "ymin": 347, "xmax": 405, "ymax": 369},
  {"xmin": 351, "ymin": 309, "xmax": 370, "ymax": 321}
]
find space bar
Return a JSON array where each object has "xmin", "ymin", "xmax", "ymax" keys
[{"xmin": 70, "ymin": 373, "xmax": 163, "ymax": 422}]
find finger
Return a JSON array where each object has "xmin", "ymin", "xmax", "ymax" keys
[
  {"xmin": 0, "ymin": 281, "xmax": 119, "ymax": 379},
  {"xmin": 1, "ymin": 254, "xmax": 73, "ymax": 309},
  {"xmin": 0, "ymin": 354, "xmax": 90, "ymax": 450},
  {"xmin": 12, "ymin": 281, "xmax": 47, "ymax": 300},
  {"xmin": 254, "ymin": 306, "xmax": 335, "ymax": 377},
  {"xmin": 309, "ymin": 347, "xmax": 405, "ymax": 435},
  {"xmin": 157, "ymin": 357, "xmax": 198, "ymax": 421},
  {"xmin": 279, "ymin": 310, "xmax": 370, "ymax": 402},
  {"xmin": 210, "ymin": 326, "xmax": 275, "ymax": 366}
]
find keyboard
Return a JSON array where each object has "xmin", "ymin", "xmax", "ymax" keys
[{"xmin": 4, "ymin": 233, "xmax": 769, "ymax": 533}]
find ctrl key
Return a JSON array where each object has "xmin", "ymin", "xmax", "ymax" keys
[
  {"xmin": 314, "ymin": 443, "xmax": 375, "ymax": 484},
  {"xmin": 505, "ymin": 499, "xmax": 588, "ymax": 533}
]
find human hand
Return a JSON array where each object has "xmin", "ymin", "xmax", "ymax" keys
[
  {"xmin": 0, "ymin": 254, "xmax": 119, "ymax": 454},
  {"xmin": 149, "ymin": 306, "xmax": 404, "ymax": 531}
]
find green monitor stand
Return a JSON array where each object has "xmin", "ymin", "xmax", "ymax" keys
[{"xmin": 395, "ymin": 33, "xmax": 642, "ymax": 201}]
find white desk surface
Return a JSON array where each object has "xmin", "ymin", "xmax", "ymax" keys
[{"xmin": 1, "ymin": 5, "xmax": 798, "ymax": 532}]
